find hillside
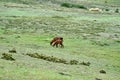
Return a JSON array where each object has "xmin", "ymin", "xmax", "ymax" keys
[{"xmin": 0, "ymin": 0, "xmax": 120, "ymax": 80}]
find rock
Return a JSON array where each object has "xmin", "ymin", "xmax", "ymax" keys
[
  {"xmin": 99, "ymin": 70, "xmax": 106, "ymax": 74},
  {"xmin": 95, "ymin": 78, "xmax": 102, "ymax": 80},
  {"xmin": 9, "ymin": 48, "xmax": 17, "ymax": 53}
]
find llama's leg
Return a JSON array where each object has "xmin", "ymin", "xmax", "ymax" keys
[
  {"xmin": 56, "ymin": 43, "xmax": 58, "ymax": 48},
  {"xmin": 52, "ymin": 42, "xmax": 56, "ymax": 47},
  {"xmin": 60, "ymin": 43, "xmax": 64, "ymax": 48}
]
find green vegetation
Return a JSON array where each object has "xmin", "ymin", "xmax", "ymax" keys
[
  {"xmin": 115, "ymin": 9, "xmax": 119, "ymax": 13},
  {"xmin": 61, "ymin": 3, "xmax": 87, "ymax": 9},
  {"xmin": 26, "ymin": 53, "xmax": 68, "ymax": 64},
  {"xmin": 1, "ymin": 53, "xmax": 15, "ymax": 61},
  {"xmin": 0, "ymin": 0, "xmax": 120, "ymax": 80}
]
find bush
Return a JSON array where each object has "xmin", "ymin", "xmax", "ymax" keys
[
  {"xmin": 9, "ymin": 48, "xmax": 17, "ymax": 53},
  {"xmin": 74, "ymin": 4, "xmax": 87, "ymax": 9},
  {"xmin": 26, "ymin": 53, "xmax": 67, "ymax": 64},
  {"xmin": 115, "ymin": 9, "xmax": 119, "ymax": 13},
  {"xmin": 69, "ymin": 60, "xmax": 79, "ymax": 65},
  {"xmin": 61, "ymin": 3, "xmax": 87, "ymax": 9},
  {"xmin": 1, "ymin": 53, "xmax": 15, "ymax": 61},
  {"xmin": 105, "ymin": 8, "xmax": 109, "ymax": 11},
  {"xmin": 61, "ymin": 3, "xmax": 72, "ymax": 8},
  {"xmin": 80, "ymin": 61, "xmax": 90, "ymax": 66},
  {"xmin": 116, "ymin": 40, "xmax": 120, "ymax": 43},
  {"xmin": 105, "ymin": 1, "xmax": 107, "ymax": 3}
]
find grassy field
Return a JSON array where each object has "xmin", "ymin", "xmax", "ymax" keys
[{"xmin": 0, "ymin": 0, "xmax": 120, "ymax": 80}]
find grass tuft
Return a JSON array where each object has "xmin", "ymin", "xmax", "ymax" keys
[
  {"xmin": 69, "ymin": 60, "xmax": 79, "ymax": 65},
  {"xmin": 61, "ymin": 2, "xmax": 87, "ymax": 9},
  {"xmin": 26, "ymin": 53, "xmax": 91, "ymax": 66},
  {"xmin": 80, "ymin": 61, "xmax": 91, "ymax": 66},
  {"xmin": 9, "ymin": 48, "xmax": 17, "ymax": 53},
  {"xmin": 1, "ymin": 53, "xmax": 15, "ymax": 61},
  {"xmin": 26, "ymin": 53, "xmax": 68, "ymax": 64}
]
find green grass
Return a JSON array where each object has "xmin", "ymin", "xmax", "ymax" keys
[
  {"xmin": 0, "ymin": 0, "xmax": 120, "ymax": 80},
  {"xmin": 0, "ymin": 60, "xmax": 71, "ymax": 80}
]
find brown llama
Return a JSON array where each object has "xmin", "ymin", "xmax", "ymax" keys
[
  {"xmin": 52, "ymin": 39, "xmax": 64, "ymax": 48},
  {"xmin": 50, "ymin": 37, "xmax": 64, "ymax": 48}
]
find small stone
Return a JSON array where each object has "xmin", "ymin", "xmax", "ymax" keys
[
  {"xmin": 95, "ymin": 78, "xmax": 102, "ymax": 80},
  {"xmin": 99, "ymin": 70, "xmax": 106, "ymax": 74}
]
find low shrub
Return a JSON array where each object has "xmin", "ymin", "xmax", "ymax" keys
[
  {"xmin": 61, "ymin": 2, "xmax": 87, "ymax": 9},
  {"xmin": 80, "ymin": 61, "xmax": 90, "ymax": 66},
  {"xmin": 115, "ymin": 9, "xmax": 119, "ymax": 13},
  {"xmin": 27, "ymin": 53, "xmax": 91, "ymax": 66},
  {"xmin": 105, "ymin": 8, "xmax": 109, "ymax": 11},
  {"xmin": 9, "ymin": 48, "xmax": 17, "ymax": 53},
  {"xmin": 26, "ymin": 53, "xmax": 67, "ymax": 64},
  {"xmin": 115, "ymin": 40, "xmax": 120, "ymax": 43},
  {"xmin": 1, "ymin": 53, "xmax": 15, "ymax": 61},
  {"xmin": 61, "ymin": 3, "xmax": 72, "ymax": 8},
  {"xmin": 69, "ymin": 60, "xmax": 79, "ymax": 65}
]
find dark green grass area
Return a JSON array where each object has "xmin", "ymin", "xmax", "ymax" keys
[
  {"xmin": 0, "ymin": 0, "xmax": 120, "ymax": 80},
  {"xmin": 61, "ymin": 2, "xmax": 87, "ymax": 9}
]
